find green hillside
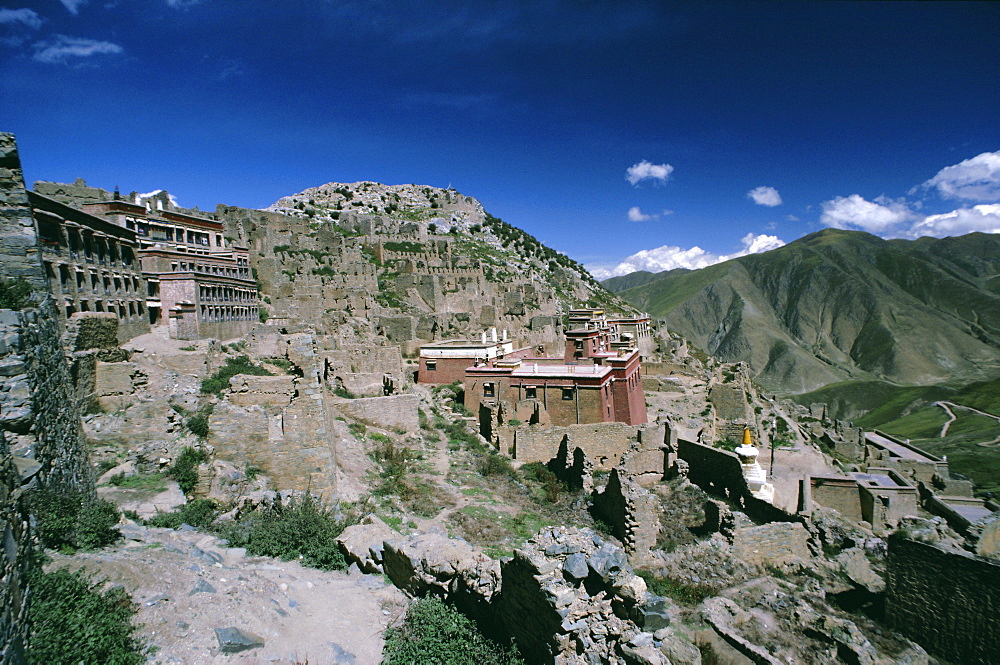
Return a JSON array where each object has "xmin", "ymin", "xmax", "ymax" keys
[{"xmin": 607, "ymin": 229, "xmax": 1000, "ymax": 394}]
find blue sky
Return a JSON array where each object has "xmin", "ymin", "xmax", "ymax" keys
[{"xmin": 2, "ymin": 1, "xmax": 998, "ymax": 278}]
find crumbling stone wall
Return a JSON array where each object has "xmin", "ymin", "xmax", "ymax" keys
[
  {"xmin": 0, "ymin": 133, "xmax": 47, "ymax": 292},
  {"xmin": 732, "ymin": 522, "xmax": 810, "ymax": 566},
  {"xmin": 591, "ymin": 469, "xmax": 661, "ymax": 559},
  {"xmin": 510, "ymin": 422, "xmax": 639, "ymax": 469},
  {"xmin": 677, "ymin": 438, "xmax": 745, "ymax": 500},
  {"xmin": 333, "ymin": 394, "xmax": 419, "ymax": 433},
  {"xmin": 1, "ymin": 306, "xmax": 93, "ymax": 494},
  {"xmin": 886, "ymin": 536, "xmax": 1000, "ymax": 664},
  {"xmin": 0, "ymin": 431, "xmax": 33, "ymax": 665}
]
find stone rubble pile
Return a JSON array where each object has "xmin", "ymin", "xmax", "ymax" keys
[{"xmin": 338, "ymin": 521, "xmax": 705, "ymax": 664}]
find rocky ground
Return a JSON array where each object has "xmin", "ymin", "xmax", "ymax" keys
[{"xmin": 48, "ymin": 522, "xmax": 408, "ymax": 665}]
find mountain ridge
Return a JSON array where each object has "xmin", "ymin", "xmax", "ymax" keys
[{"xmin": 606, "ymin": 229, "xmax": 1000, "ymax": 393}]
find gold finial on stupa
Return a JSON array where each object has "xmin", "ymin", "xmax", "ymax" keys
[{"xmin": 742, "ymin": 427, "xmax": 752, "ymax": 447}]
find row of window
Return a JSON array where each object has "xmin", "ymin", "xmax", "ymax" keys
[
  {"xmin": 198, "ymin": 285, "xmax": 256, "ymax": 303},
  {"xmin": 482, "ymin": 382, "xmax": 577, "ymax": 401},
  {"xmin": 169, "ymin": 260, "xmax": 250, "ymax": 279},
  {"xmin": 47, "ymin": 262, "xmax": 143, "ymax": 298},
  {"xmin": 197, "ymin": 305, "xmax": 258, "ymax": 323},
  {"xmin": 64, "ymin": 298, "xmax": 146, "ymax": 322}
]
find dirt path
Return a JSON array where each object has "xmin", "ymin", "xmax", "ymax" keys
[
  {"xmin": 934, "ymin": 400, "xmax": 1000, "ymax": 445},
  {"xmin": 935, "ymin": 401, "xmax": 958, "ymax": 437},
  {"xmin": 51, "ymin": 523, "xmax": 408, "ymax": 665}
]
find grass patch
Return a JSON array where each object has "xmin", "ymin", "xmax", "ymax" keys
[
  {"xmin": 107, "ymin": 472, "xmax": 167, "ymax": 492},
  {"xmin": 146, "ymin": 498, "xmax": 220, "ymax": 529},
  {"xmin": 635, "ymin": 569, "xmax": 715, "ymax": 606},
  {"xmin": 201, "ymin": 355, "xmax": 273, "ymax": 395}
]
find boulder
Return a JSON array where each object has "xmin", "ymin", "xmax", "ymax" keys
[
  {"xmin": 382, "ymin": 532, "xmax": 500, "ymax": 600},
  {"xmin": 335, "ymin": 515, "xmax": 400, "ymax": 574},
  {"xmin": 214, "ymin": 627, "xmax": 264, "ymax": 653}
]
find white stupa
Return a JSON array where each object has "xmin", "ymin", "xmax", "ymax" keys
[{"xmin": 734, "ymin": 428, "xmax": 774, "ymax": 503}]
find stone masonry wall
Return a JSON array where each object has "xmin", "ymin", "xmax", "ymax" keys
[
  {"xmin": 0, "ymin": 133, "xmax": 46, "ymax": 292},
  {"xmin": 511, "ymin": 422, "xmax": 639, "ymax": 469},
  {"xmin": 591, "ymin": 468, "xmax": 661, "ymax": 560},
  {"xmin": 732, "ymin": 522, "xmax": 810, "ymax": 566},
  {"xmin": 1, "ymin": 306, "xmax": 93, "ymax": 495},
  {"xmin": 886, "ymin": 537, "xmax": 1000, "ymax": 664},
  {"xmin": 333, "ymin": 394, "xmax": 419, "ymax": 433},
  {"xmin": 0, "ymin": 431, "xmax": 34, "ymax": 665}
]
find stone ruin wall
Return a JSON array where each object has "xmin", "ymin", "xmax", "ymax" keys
[
  {"xmin": 0, "ymin": 134, "xmax": 101, "ymax": 657},
  {"xmin": 1, "ymin": 306, "xmax": 94, "ymax": 495},
  {"xmin": 507, "ymin": 422, "xmax": 641, "ymax": 470},
  {"xmin": 217, "ymin": 204, "xmax": 567, "ymax": 355},
  {"xmin": 886, "ymin": 536, "xmax": 1000, "ymax": 664},
  {"xmin": 0, "ymin": 431, "xmax": 33, "ymax": 665}
]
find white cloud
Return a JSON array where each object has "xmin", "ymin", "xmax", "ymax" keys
[
  {"xmin": 904, "ymin": 204, "xmax": 1000, "ymax": 239},
  {"xmin": 747, "ymin": 185, "xmax": 782, "ymax": 207},
  {"xmin": 819, "ymin": 194, "xmax": 915, "ymax": 233},
  {"xmin": 60, "ymin": 0, "xmax": 87, "ymax": 15},
  {"xmin": 0, "ymin": 8, "xmax": 43, "ymax": 30},
  {"xmin": 626, "ymin": 160, "xmax": 674, "ymax": 186},
  {"xmin": 166, "ymin": 0, "xmax": 204, "ymax": 9},
  {"xmin": 918, "ymin": 151, "xmax": 1000, "ymax": 202},
  {"xmin": 627, "ymin": 206, "xmax": 652, "ymax": 222},
  {"xmin": 32, "ymin": 34, "xmax": 123, "ymax": 63},
  {"xmin": 587, "ymin": 233, "xmax": 785, "ymax": 279}
]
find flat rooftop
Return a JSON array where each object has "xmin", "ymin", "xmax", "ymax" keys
[
  {"xmin": 865, "ymin": 432, "xmax": 939, "ymax": 463},
  {"xmin": 940, "ymin": 499, "xmax": 994, "ymax": 523},
  {"xmin": 852, "ymin": 472, "xmax": 908, "ymax": 488},
  {"xmin": 511, "ymin": 361, "xmax": 612, "ymax": 379}
]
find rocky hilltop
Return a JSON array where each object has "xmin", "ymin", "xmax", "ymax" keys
[
  {"xmin": 227, "ymin": 180, "xmax": 629, "ymax": 355},
  {"xmin": 606, "ymin": 229, "xmax": 1000, "ymax": 394}
]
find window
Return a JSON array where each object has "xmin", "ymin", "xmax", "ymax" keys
[
  {"xmin": 525, "ymin": 386, "xmax": 537, "ymax": 399},
  {"xmin": 425, "ymin": 360, "xmax": 437, "ymax": 371},
  {"xmin": 562, "ymin": 387, "xmax": 574, "ymax": 401},
  {"xmin": 483, "ymin": 382, "xmax": 495, "ymax": 397}
]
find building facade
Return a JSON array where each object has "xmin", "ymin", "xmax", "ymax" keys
[
  {"xmin": 29, "ymin": 192, "xmax": 150, "ymax": 342},
  {"xmin": 80, "ymin": 199, "xmax": 257, "ymax": 340}
]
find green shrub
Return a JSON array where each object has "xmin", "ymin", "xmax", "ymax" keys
[
  {"xmin": 382, "ymin": 596, "xmax": 522, "ymax": 665},
  {"xmin": 169, "ymin": 447, "xmax": 208, "ymax": 494},
  {"xmin": 258, "ymin": 309, "xmax": 269, "ymax": 323},
  {"xmin": 147, "ymin": 498, "xmax": 219, "ymax": 529},
  {"xmin": 518, "ymin": 462, "xmax": 563, "ymax": 503},
  {"xmin": 29, "ymin": 489, "xmax": 121, "ymax": 552},
  {"xmin": 201, "ymin": 355, "xmax": 272, "ymax": 394},
  {"xmin": 348, "ymin": 422, "xmax": 367, "ymax": 437},
  {"xmin": 185, "ymin": 412, "xmax": 209, "ymax": 438},
  {"xmin": 28, "ymin": 568, "xmax": 144, "ymax": 665},
  {"xmin": 0, "ymin": 276, "xmax": 33, "ymax": 310},
  {"xmin": 333, "ymin": 385, "xmax": 356, "ymax": 399},
  {"xmin": 179, "ymin": 345, "xmax": 197, "ymax": 351},
  {"xmin": 217, "ymin": 495, "xmax": 351, "ymax": 571},
  {"xmin": 478, "ymin": 453, "xmax": 515, "ymax": 478}
]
